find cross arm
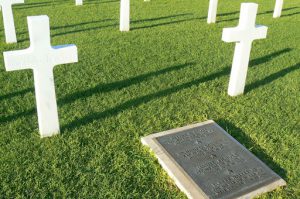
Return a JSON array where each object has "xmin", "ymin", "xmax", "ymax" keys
[
  {"xmin": 222, "ymin": 25, "xmax": 268, "ymax": 43},
  {"xmin": 52, "ymin": 44, "xmax": 78, "ymax": 66},
  {"xmin": 222, "ymin": 28, "xmax": 244, "ymax": 42},
  {"xmin": 12, "ymin": 0, "xmax": 24, "ymax": 5},
  {"xmin": 3, "ymin": 48, "xmax": 35, "ymax": 71},
  {"xmin": 253, "ymin": 25, "xmax": 268, "ymax": 40}
]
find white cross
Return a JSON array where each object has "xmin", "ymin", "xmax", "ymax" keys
[
  {"xmin": 207, "ymin": 0, "xmax": 218, "ymax": 24},
  {"xmin": 3, "ymin": 16, "xmax": 78, "ymax": 137},
  {"xmin": 222, "ymin": 3, "xmax": 268, "ymax": 96},
  {"xmin": 120, "ymin": 0, "xmax": 130, "ymax": 31},
  {"xmin": 76, "ymin": 0, "xmax": 83, "ymax": 6},
  {"xmin": 273, "ymin": 0, "xmax": 284, "ymax": 18},
  {"xmin": 0, "ymin": 0, "xmax": 24, "ymax": 43}
]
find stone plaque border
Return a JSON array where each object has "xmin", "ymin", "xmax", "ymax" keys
[{"xmin": 141, "ymin": 120, "xmax": 286, "ymax": 199}]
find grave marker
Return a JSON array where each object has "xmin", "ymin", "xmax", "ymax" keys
[
  {"xmin": 142, "ymin": 120, "xmax": 286, "ymax": 199},
  {"xmin": 273, "ymin": 0, "xmax": 283, "ymax": 18},
  {"xmin": 222, "ymin": 3, "xmax": 268, "ymax": 96},
  {"xmin": 76, "ymin": 0, "xmax": 83, "ymax": 6},
  {"xmin": 207, "ymin": 0, "xmax": 218, "ymax": 24},
  {"xmin": 120, "ymin": 0, "xmax": 130, "ymax": 31},
  {"xmin": 0, "ymin": 0, "xmax": 24, "ymax": 43},
  {"xmin": 3, "ymin": 16, "xmax": 78, "ymax": 138}
]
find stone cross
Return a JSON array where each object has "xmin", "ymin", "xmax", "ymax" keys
[
  {"xmin": 120, "ymin": 0, "xmax": 130, "ymax": 31},
  {"xmin": 222, "ymin": 3, "xmax": 268, "ymax": 96},
  {"xmin": 3, "ymin": 16, "xmax": 78, "ymax": 137},
  {"xmin": 273, "ymin": 0, "xmax": 283, "ymax": 18},
  {"xmin": 207, "ymin": 0, "xmax": 218, "ymax": 24},
  {"xmin": 0, "ymin": 0, "xmax": 24, "ymax": 43},
  {"xmin": 76, "ymin": 0, "xmax": 83, "ymax": 6}
]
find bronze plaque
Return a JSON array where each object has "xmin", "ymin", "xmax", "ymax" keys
[{"xmin": 142, "ymin": 121, "xmax": 286, "ymax": 199}]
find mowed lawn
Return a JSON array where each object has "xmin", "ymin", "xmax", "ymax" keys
[{"xmin": 0, "ymin": 0, "xmax": 299, "ymax": 198}]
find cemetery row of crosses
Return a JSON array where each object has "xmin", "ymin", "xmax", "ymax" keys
[{"xmin": 0, "ymin": 0, "xmax": 285, "ymax": 138}]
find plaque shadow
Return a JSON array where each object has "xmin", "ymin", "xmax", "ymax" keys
[{"xmin": 216, "ymin": 119, "xmax": 287, "ymax": 180}]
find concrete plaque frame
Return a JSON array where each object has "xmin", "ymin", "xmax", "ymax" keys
[{"xmin": 141, "ymin": 120, "xmax": 286, "ymax": 199}]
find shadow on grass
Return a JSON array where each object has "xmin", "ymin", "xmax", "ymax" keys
[
  {"xmin": 0, "ymin": 49, "xmax": 294, "ymax": 127},
  {"xmin": 0, "ymin": 88, "xmax": 33, "ymax": 102},
  {"xmin": 18, "ymin": 13, "xmax": 197, "ymax": 41},
  {"xmin": 55, "ymin": 14, "xmax": 200, "ymax": 34},
  {"xmin": 281, "ymin": 11, "xmax": 300, "ymax": 17},
  {"xmin": 131, "ymin": 13, "xmax": 194, "ymax": 23},
  {"xmin": 0, "ymin": 62, "xmax": 193, "ymax": 123},
  {"xmin": 61, "ymin": 67, "xmax": 231, "ymax": 131},
  {"xmin": 51, "ymin": 19, "xmax": 116, "ymax": 30},
  {"xmin": 61, "ymin": 48, "xmax": 294, "ymax": 131},
  {"xmin": 14, "ymin": 1, "xmax": 61, "ymax": 9},
  {"xmin": 216, "ymin": 119, "xmax": 287, "ymax": 180},
  {"xmin": 58, "ymin": 62, "xmax": 195, "ymax": 105},
  {"xmin": 249, "ymin": 48, "xmax": 292, "ymax": 67},
  {"xmin": 0, "ymin": 109, "xmax": 36, "ymax": 123},
  {"xmin": 219, "ymin": 7, "xmax": 299, "ymax": 23},
  {"xmin": 131, "ymin": 18, "xmax": 200, "ymax": 30},
  {"xmin": 246, "ymin": 62, "xmax": 300, "ymax": 93},
  {"xmin": 84, "ymin": 0, "xmax": 119, "ymax": 4}
]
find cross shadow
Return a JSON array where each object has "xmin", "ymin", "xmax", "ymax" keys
[
  {"xmin": 61, "ymin": 48, "xmax": 293, "ymax": 131},
  {"xmin": 18, "ymin": 13, "xmax": 198, "ymax": 41},
  {"xmin": 219, "ymin": 7, "xmax": 299, "ymax": 23},
  {"xmin": 249, "ymin": 48, "xmax": 292, "ymax": 67},
  {"xmin": 18, "ymin": 22, "xmax": 118, "ymax": 42},
  {"xmin": 131, "ymin": 18, "xmax": 201, "ymax": 30},
  {"xmin": 131, "ymin": 13, "xmax": 207, "ymax": 30},
  {"xmin": 218, "ymin": 11, "xmax": 239, "ymax": 17},
  {"xmin": 84, "ymin": 0, "xmax": 119, "ymax": 4},
  {"xmin": 61, "ymin": 67, "xmax": 231, "ymax": 132},
  {"xmin": 246, "ymin": 62, "xmax": 300, "ymax": 93},
  {"xmin": 58, "ymin": 62, "xmax": 195, "ymax": 105},
  {"xmin": 132, "ymin": 13, "xmax": 193, "ymax": 23},
  {"xmin": 51, "ymin": 19, "xmax": 116, "ymax": 30},
  {"xmin": 216, "ymin": 119, "xmax": 287, "ymax": 180},
  {"xmin": 281, "ymin": 11, "xmax": 300, "ymax": 17},
  {"xmin": 0, "ymin": 109, "xmax": 36, "ymax": 123},
  {"xmin": 0, "ymin": 49, "xmax": 293, "ymax": 126},
  {"xmin": 0, "ymin": 88, "xmax": 33, "ymax": 102},
  {"xmin": 14, "ymin": 1, "xmax": 60, "ymax": 10}
]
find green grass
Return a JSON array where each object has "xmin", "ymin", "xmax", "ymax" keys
[{"xmin": 0, "ymin": 0, "xmax": 299, "ymax": 198}]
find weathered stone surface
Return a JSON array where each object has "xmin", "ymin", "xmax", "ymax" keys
[{"xmin": 142, "ymin": 120, "xmax": 286, "ymax": 199}]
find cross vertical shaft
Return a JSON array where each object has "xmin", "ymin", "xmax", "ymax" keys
[
  {"xmin": 2, "ymin": 4, "xmax": 16, "ymax": 43},
  {"xmin": 222, "ymin": 3, "xmax": 268, "ymax": 96},
  {"xmin": 34, "ymin": 66, "xmax": 60, "ymax": 137},
  {"xmin": 120, "ymin": 0, "xmax": 130, "ymax": 31},
  {"xmin": 273, "ymin": 0, "xmax": 283, "ymax": 18},
  {"xmin": 0, "ymin": 0, "xmax": 24, "ymax": 43},
  {"xmin": 76, "ymin": 0, "xmax": 83, "ymax": 6},
  {"xmin": 207, "ymin": 0, "xmax": 218, "ymax": 24}
]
